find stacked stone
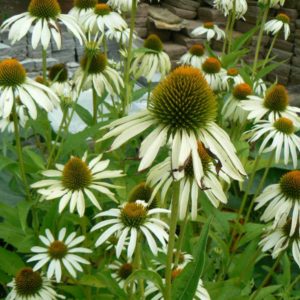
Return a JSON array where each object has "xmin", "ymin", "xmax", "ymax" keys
[
  {"xmin": 135, "ymin": 3, "xmax": 150, "ymax": 38},
  {"xmin": 162, "ymin": 0, "xmax": 200, "ymax": 20}
]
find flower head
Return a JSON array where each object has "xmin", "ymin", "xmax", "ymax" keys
[
  {"xmin": 264, "ymin": 13, "xmax": 290, "ymax": 40},
  {"xmin": 214, "ymin": 0, "xmax": 247, "ymax": 19},
  {"xmin": 100, "ymin": 66, "xmax": 246, "ymax": 180},
  {"xmin": 0, "ymin": 59, "xmax": 59, "ymax": 120},
  {"xmin": 192, "ymin": 22, "xmax": 225, "ymax": 41},
  {"xmin": 179, "ymin": 44, "xmax": 207, "ymax": 69},
  {"xmin": 7, "ymin": 268, "xmax": 65, "ymax": 300},
  {"xmin": 109, "ymin": 260, "xmax": 134, "ymax": 288},
  {"xmin": 107, "ymin": 0, "xmax": 138, "ymax": 12},
  {"xmin": 129, "ymin": 182, "xmax": 157, "ymax": 208},
  {"xmin": 1, "ymin": 0, "xmax": 85, "ymax": 50},
  {"xmin": 255, "ymin": 170, "xmax": 300, "ymax": 236},
  {"xmin": 31, "ymin": 153, "xmax": 124, "ymax": 217},
  {"xmin": 241, "ymin": 84, "xmax": 300, "ymax": 125},
  {"xmin": 245, "ymin": 117, "xmax": 300, "ymax": 167},
  {"xmin": 92, "ymin": 200, "xmax": 169, "ymax": 258},
  {"xmin": 131, "ymin": 34, "xmax": 171, "ymax": 82},
  {"xmin": 28, "ymin": 228, "xmax": 92, "ymax": 282}
]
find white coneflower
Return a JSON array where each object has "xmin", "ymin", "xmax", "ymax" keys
[
  {"xmin": 214, "ymin": 0, "xmax": 247, "ymax": 19},
  {"xmin": 145, "ymin": 268, "xmax": 211, "ymax": 300},
  {"xmin": 74, "ymin": 41, "xmax": 123, "ymax": 97},
  {"xmin": 253, "ymin": 78, "xmax": 267, "ymax": 96},
  {"xmin": 31, "ymin": 153, "xmax": 124, "ymax": 217},
  {"xmin": 222, "ymin": 83, "xmax": 252, "ymax": 123},
  {"xmin": 6, "ymin": 268, "xmax": 65, "ymax": 300},
  {"xmin": 241, "ymin": 84, "xmax": 300, "ymax": 125},
  {"xmin": 48, "ymin": 63, "xmax": 75, "ymax": 99},
  {"xmin": 106, "ymin": 27, "xmax": 136, "ymax": 45},
  {"xmin": 1, "ymin": 0, "xmax": 85, "ymax": 50},
  {"xmin": 108, "ymin": 261, "xmax": 135, "ymax": 288},
  {"xmin": 255, "ymin": 170, "xmax": 300, "ymax": 236},
  {"xmin": 264, "ymin": 13, "xmax": 290, "ymax": 40},
  {"xmin": 258, "ymin": 0, "xmax": 285, "ymax": 8},
  {"xmin": 27, "ymin": 228, "xmax": 91, "ymax": 283},
  {"xmin": 107, "ymin": 0, "xmax": 138, "ymax": 13},
  {"xmin": 222, "ymin": 68, "xmax": 244, "ymax": 90},
  {"xmin": 147, "ymin": 144, "xmax": 229, "ymax": 221},
  {"xmin": 192, "ymin": 22, "xmax": 225, "ymax": 41},
  {"xmin": 99, "ymin": 66, "xmax": 246, "ymax": 181},
  {"xmin": 0, "ymin": 59, "xmax": 59, "ymax": 119},
  {"xmin": 179, "ymin": 44, "xmax": 208, "ymax": 69},
  {"xmin": 69, "ymin": 0, "xmax": 97, "ymax": 22},
  {"xmin": 0, "ymin": 103, "xmax": 28, "ymax": 133},
  {"xmin": 260, "ymin": 217, "xmax": 300, "ymax": 268},
  {"xmin": 91, "ymin": 200, "xmax": 170, "ymax": 258},
  {"xmin": 245, "ymin": 117, "xmax": 300, "ymax": 168},
  {"xmin": 82, "ymin": 3, "xmax": 127, "ymax": 34},
  {"xmin": 131, "ymin": 34, "xmax": 171, "ymax": 82},
  {"xmin": 201, "ymin": 57, "xmax": 226, "ymax": 91}
]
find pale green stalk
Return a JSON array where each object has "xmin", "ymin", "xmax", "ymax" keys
[{"xmin": 262, "ymin": 32, "xmax": 279, "ymax": 68}]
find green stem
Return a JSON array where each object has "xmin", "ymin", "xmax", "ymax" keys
[
  {"xmin": 122, "ymin": 0, "xmax": 137, "ymax": 116},
  {"xmin": 252, "ymin": 7, "xmax": 270, "ymax": 76},
  {"xmin": 92, "ymin": 87, "xmax": 98, "ymax": 125},
  {"xmin": 134, "ymin": 235, "xmax": 144, "ymax": 299},
  {"xmin": 227, "ymin": 0, "xmax": 236, "ymax": 52},
  {"xmin": 164, "ymin": 180, "xmax": 180, "ymax": 300},
  {"xmin": 174, "ymin": 214, "xmax": 189, "ymax": 267},
  {"xmin": 103, "ymin": 36, "xmax": 108, "ymax": 56},
  {"xmin": 12, "ymin": 96, "xmax": 30, "ymax": 199},
  {"xmin": 262, "ymin": 32, "xmax": 279, "ymax": 68},
  {"xmin": 47, "ymin": 108, "xmax": 68, "ymax": 168},
  {"xmin": 42, "ymin": 48, "xmax": 47, "ymax": 83},
  {"xmin": 251, "ymin": 254, "xmax": 282, "ymax": 300},
  {"xmin": 222, "ymin": 13, "xmax": 232, "ymax": 54}
]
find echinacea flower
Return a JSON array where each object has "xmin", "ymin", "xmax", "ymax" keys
[
  {"xmin": 99, "ymin": 66, "xmax": 246, "ymax": 181},
  {"xmin": 91, "ymin": 200, "xmax": 170, "ymax": 258},
  {"xmin": 128, "ymin": 182, "xmax": 158, "ymax": 209},
  {"xmin": 106, "ymin": 27, "xmax": 136, "ymax": 45},
  {"xmin": 82, "ymin": 3, "xmax": 127, "ymax": 34},
  {"xmin": 147, "ymin": 144, "xmax": 229, "ymax": 220},
  {"xmin": 179, "ymin": 44, "xmax": 208, "ymax": 69},
  {"xmin": 74, "ymin": 41, "xmax": 123, "ymax": 97},
  {"xmin": 6, "ymin": 268, "xmax": 65, "ymax": 300},
  {"xmin": 260, "ymin": 217, "xmax": 300, "ymax": 268},
  {"xmin": 107, "ymin": 0, "xmax": 139, "ymax": 13},
  {"xmin": 145, "ymin": 268, "xmax": 211, "ymax": 300},
  {"xmin": 222, "ymin": 83, "xmax": 252, "ymax": 123},
  {"xmin": 201, "ymin": 57, "xmax": 226, "ymax": 91},
  {"xmin": 255, "ymin": 170, "xmax": 300, "ymax": 236},
  {"xmin": 0, "ymin": 102, "xmax": 28, "ymax": 132},
  {"xmin": 131, "ymin": 34, "xmax": 171, "ymax": 82},
  {"xmin": 48, "ymin": 63, "xmax": 75, "ymax": 99},
  {"xmin": 245, "ymin": 117, "xmax": 300, "ymax": 168},
  {"xmin": 69, "ymin": 0, "xmax": 97, "ymax": 22},
  {"xmin": 28, "ymin": 228, "xmax": 92, "ymax": 283},
  {"xmin": 0, "ymin": 59, "xmax": 59, "ymax": 119},
  {"xmin": 192, "ymin": 22, "xmax": 225, "ymax": 41},
  {"xmin": 241, "ymin": 84, "xmax": 300, "ymax": 125},
  {"xmin": 222, "ymin": 68, "xmax": 244, "ymax": 90},
  {"xmin": 264, "ymin": 13, "xmax": 290, "ymax": 40},
  {"xmin": 31, "ymin": 153, "xmax": 124, "ymax": 217},
  {"xmin": 108, "ymin": 261, "xmax": 135, "ymax": 288},
  {"xmin": 258, "ymin": 0, "xmax": 285, "ymax": 8},
  {"xmin": 1, "ymin": 0, "xmax": 85, "ymax": 50},
  {"xmin": 214, "ymin": 0, "xmax": 248, "ymax": 19}
]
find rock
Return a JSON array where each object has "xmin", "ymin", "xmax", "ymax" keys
[
  {"xmin": 267, "ymin": 73, "xmax": 289, "ymax": 85},
  {"xmin": 271, "ymin": 48, "xmax": 294, "ymax": 63},
  {"xmin": 51, "ymin": 49, "xmax": 75, "ymax": 63},
  {"xmin": 135, "ymin": 27, "xmax": 148, "ymax": 38},
  {"xmin": 236, "ymin": 21, "xmax": 255, "ymax": 33},
  {"xmin": 182, "ymin": 19, "xmax": 203, "ymax": 37},
  {"xmin": 164, "ymin": 0, "xmax": 200, "ymax": 11},
  {"xmin": 148, "ymin": 18, "xmax": 185, "ymax": 31},
  {"xmin": 148, "ymin": 6, "xmax": 182, "ymax": 24},
  {"xmin": 162, "ymin": 4, "xmax": 197, "ymax": 20},
  {"xmin": 280, "ymin": 8, "xmax": 298, "ymax": 21},
  {"xmin": 136, "ymin": 3, "xmax": 150, "ymax": 18},
  {"xmin": 292, "ymin": 55, "xmax": 300, "ymax": 67},
  {"xmin": 135, "ymin": 17, "xmax": 148, "ymax": 27},
  {"xmin": 197, "ymin": 7, "xmax": 226, "ymax": 24},
  {"xmin": 173, "ymin": 33, "xmax": 206, "ymax": 48},
  {"xmin": 34, "ymin": 58, "xmax": 58, "ymax": 71},
  {"xmin": 0, "ymin": 43, "xmax": 11, "ymax": 57},
  {"xmin": 148, "ymin": 22, "xmax": 172, "ymax": 41},
  {"xmin": 274, "ymin": 39, "xmax": 294, "ymax": 52},
  {"xmin": 163, "ymin": 42, "xmax": 187, "ymax": 60}
]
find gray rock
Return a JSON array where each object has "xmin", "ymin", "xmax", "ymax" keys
[
  {"xmin": 271, "ymin": 48, "xmax": 294, "ymax": 63},
  {"xmin": 162, "ymin": 4, "xmax": 197, "ymax": 20},
  {"xmin": 173, "ymin": 33, "xmax": 205, "ymax": 48},
  {"xmin": 164, "ymin": 0, "xmax": 200, "ymax": 11},
  {"xmin": 0, "ymin": 43, "xmax": 11, "ymax": 57},
  {"xmin": 148, "ymin": 6, "xmax": 182, "ymax": 24},
  {"xmin": 163, "ymin": 42, "xmax": 187, "ymax": 60},
  {"xmin": 197, "ymin": 7, "xmax": 226, "ymax": 24},
  {"xmin": 292, "ymin": 56, "xmax": 300, "ymax": 67},
  {"xmin": 182, "ymin": 19, "xmax": 203, "ymax": 37}
]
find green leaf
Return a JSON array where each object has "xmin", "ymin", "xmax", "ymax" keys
[
  {"xmin": 172, "ymin": 218, "xmax": 211, "ymax": 300},
  {"xmin": 253, "ymin": 285, "xmax": 282, "ymax": 300},
  {"xmin": 221, "ymin": 49, "xmax": 248, "ymax": 68},
  {"xmin": 124, "ymin": 269, "xmax": 164, "ymax": 295},
  {"xmin": 78, "ymin": 274, "xmax": 106, "ymax": 288},
  {"xmin": 17, "ymin": 200, "xmax": 31, "ymax": 232},
  {"xmin": 0, "ymin": 247, "xmax": 25, "ymax": 275},
  {"xmin": 74, "ymin": 103, "xmax": 94, "ymax": 126},
  {"xmin": 231, "ymin": 26, "xmax": 258, "ymax": 52},
  {"xmin": 23, "ymin": 148, "xmax": 45, "ymax": 172}
]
